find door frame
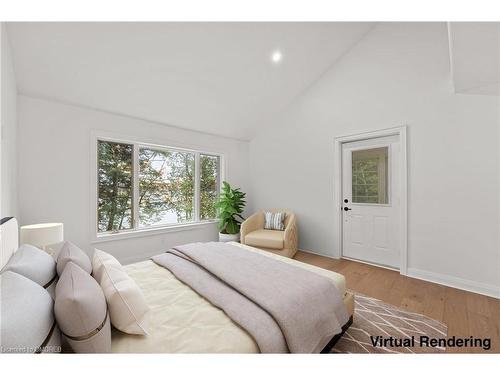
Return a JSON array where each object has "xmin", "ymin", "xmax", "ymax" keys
[{"xmin": 333, "ymin": 126, "xmax": 408, "ymax": 275}]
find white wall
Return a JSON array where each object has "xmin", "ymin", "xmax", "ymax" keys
[
  {"xmin": 1, "ymin": 23, "xmax": 18, "ymax": 219},
  {"xmin": 17, "ymin": 96, "xmax": 250, "ymax": 263},
  {"xmin": 449, "ymin": 22, "xmax": 500, "ymax": 96},
  {"xmin": 249, "ymin": 23, "xmax": 500, "ymax": 296}
]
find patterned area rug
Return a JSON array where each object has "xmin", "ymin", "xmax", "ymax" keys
[{"xmin": 331, "ymin": 293, "xmax": 448, "ymax": 353}]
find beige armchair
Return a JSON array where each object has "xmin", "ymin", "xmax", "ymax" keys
[{"xmin": 240, "ymin": 209, "xmax": 298, "ymax": 258}]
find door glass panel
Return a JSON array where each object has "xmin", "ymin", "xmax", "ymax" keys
[{"xmin": 352, "ymin": 147, "xmax": 388, "ymax": 204}]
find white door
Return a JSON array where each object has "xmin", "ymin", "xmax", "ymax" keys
[{"xmin": 341, "ymin": 135, "xmax": 401, "ymax": 269}]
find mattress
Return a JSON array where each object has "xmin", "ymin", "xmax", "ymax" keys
[{"xmin": 111, "ymin": 242, "xmax": 349, "ymax": 353}]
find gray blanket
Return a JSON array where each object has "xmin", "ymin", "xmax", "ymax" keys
[{"xmin": 152, "ymin": 242, "xmax": 348, "ymax": 353}]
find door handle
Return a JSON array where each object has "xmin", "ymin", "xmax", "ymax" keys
[{"xmin": 343, "ymin": 207, "xmax": 352, "ymax": 211}]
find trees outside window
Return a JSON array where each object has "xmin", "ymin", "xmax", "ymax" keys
[
  {"xmin": 139, "ymin": 148, "xmax": 195, "ymax": 226},
  {"xmin": 97, "ymin": 141, "xmax": 133, "ymax": 232},
  {"xmin": 97, "ymin": 140, "xmax": 221, "ymax": 234},
  {"xmin": 200, "ymin": 154, "xmax": 220, "ymax": 220},
  {"xmin": 351, "ymin": 147, "xmax": 388, "ymax": 204}
]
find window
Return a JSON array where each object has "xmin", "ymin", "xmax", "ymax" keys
[
  {"xmin": 352, "ymin": 147, "xmax": 388, "ymax": 204},
  {"xmin": 97, "ymin": 141, "xmax": 134, "ymax": 232},
  {"xmin": 200, "ymin": 154, "xmax": 221, "ymax": 220},
  {"xmin": 139, "ymin": 148, "xmax": 195, "ymax": 226},
  {"xmin": 96, "ymin": 139, "xmax": 222, "ymax": 234}
]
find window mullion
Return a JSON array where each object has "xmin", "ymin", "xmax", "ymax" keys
[
  {"xmin": 194, "ymin": 152, "xmax": 200, "ymax": 222},
  {"xmin": 133, "ymin": 144, "xmax": 140, "ymax": 229}
]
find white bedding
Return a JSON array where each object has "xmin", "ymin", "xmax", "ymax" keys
[{"xmin": 111, "ymin": 242, "xmax": 347, "ymax": 353}]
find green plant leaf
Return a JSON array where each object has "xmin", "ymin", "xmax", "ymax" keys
[{"xmin": 215, "ymin": 181, "xmax": 246, "ymax": 234}]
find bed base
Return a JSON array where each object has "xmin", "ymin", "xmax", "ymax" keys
[{"xmin": 320, "ymin": 315, "xmax": 353, "ymax": 353}]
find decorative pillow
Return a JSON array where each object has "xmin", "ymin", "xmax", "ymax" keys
[
  {"xmin": 92, "ymin": 249, "xmax": 150, "ymax": 335},
  {"xmin": 264, "ymin": 211, "xmax": 286, "ymax": 231},
  {"xmin": 1, "ymin": 244, "xmax": 57, "ymax": 298},
  {"xmin": 55, "ymin": 262, "xmax": 111, "ymax": 353},
  {"xmin": 0, "ymin": 271, "xmax": 61, "ymax": 353},
  {"xmin": 56, "ymin": 241, "xmax": 92, "ymax": 276}
]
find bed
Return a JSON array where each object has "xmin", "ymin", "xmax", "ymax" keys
[{"xmin": 1, "ymin": 217, "xmax": 354, "ymax": 353}]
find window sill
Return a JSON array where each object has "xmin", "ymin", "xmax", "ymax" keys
[{"xmin": 91, "ymin": 220, "xmax": 218, "ymax": 244}]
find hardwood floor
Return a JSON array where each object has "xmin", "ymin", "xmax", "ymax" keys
[{"xmin": 293, "ymin": 251, "xmax": 500, "ymax": 353}]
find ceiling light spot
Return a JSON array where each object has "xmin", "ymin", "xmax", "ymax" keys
[{"xmin": 271, "ymin": 50, "xmax": 283, "ymax": 64}]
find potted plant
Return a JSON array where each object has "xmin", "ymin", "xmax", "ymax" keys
[{"xmin": 215, "ymin": 181, "xmax": 246, "ymax": 242}]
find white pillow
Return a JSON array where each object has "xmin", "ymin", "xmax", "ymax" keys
[
  {"xmin": 92, "ymin": 249, "xmax": 150, "ymax": 335},
  {"xmin": 2, "ymin": 244, "xmax": 57, "ymax": 298},
  {"xmin": 0, "ymin": 271, "xmax": 61, "ymax": 353}
]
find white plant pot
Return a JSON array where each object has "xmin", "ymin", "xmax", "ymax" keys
[{"xmin": 219, "ymin": 232, "xmax": 240, "ymax": 243}]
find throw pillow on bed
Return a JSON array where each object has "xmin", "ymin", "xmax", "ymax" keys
[
  {"xmin": 56, "ymin": 241, "xmax": 92, "ymax": 276},
  {"xmin": 0, "ymin": 271, "xmax": 61, "ymax": 353},
  {"xmin": 55, "ymin": 262, "xmax": 111, "ymax": 353},
  {"xmin": 1, "ymin": 244, "xmax": 57, "ymax": 298},
  {"xmin": 92, "ymin": 249, "xmax": 150, "ymax": 335}
]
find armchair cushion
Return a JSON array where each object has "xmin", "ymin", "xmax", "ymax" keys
[{"xmin": 244, "ymin": 229, "xmax": 284, "ymax": 250}]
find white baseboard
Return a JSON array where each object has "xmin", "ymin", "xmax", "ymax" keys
[
  {"xmin": 299, "ymin": 249, "xmax": 499, "ymax": 299},
  {"xmin": 298, "ymin": 248, "xmax": 340, "ymax": 260},
  {"xmin": 341, "ymin": 256, "xmax": 399, "ymax": 272},
  {"xmin": 407, "ymin": 268, "xmax": 500, "ymax": 299}
]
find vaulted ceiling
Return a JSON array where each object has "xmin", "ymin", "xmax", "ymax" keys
[{"xmin": 6, "ymin": 22, "xmax": 374, "ymax": 140}]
